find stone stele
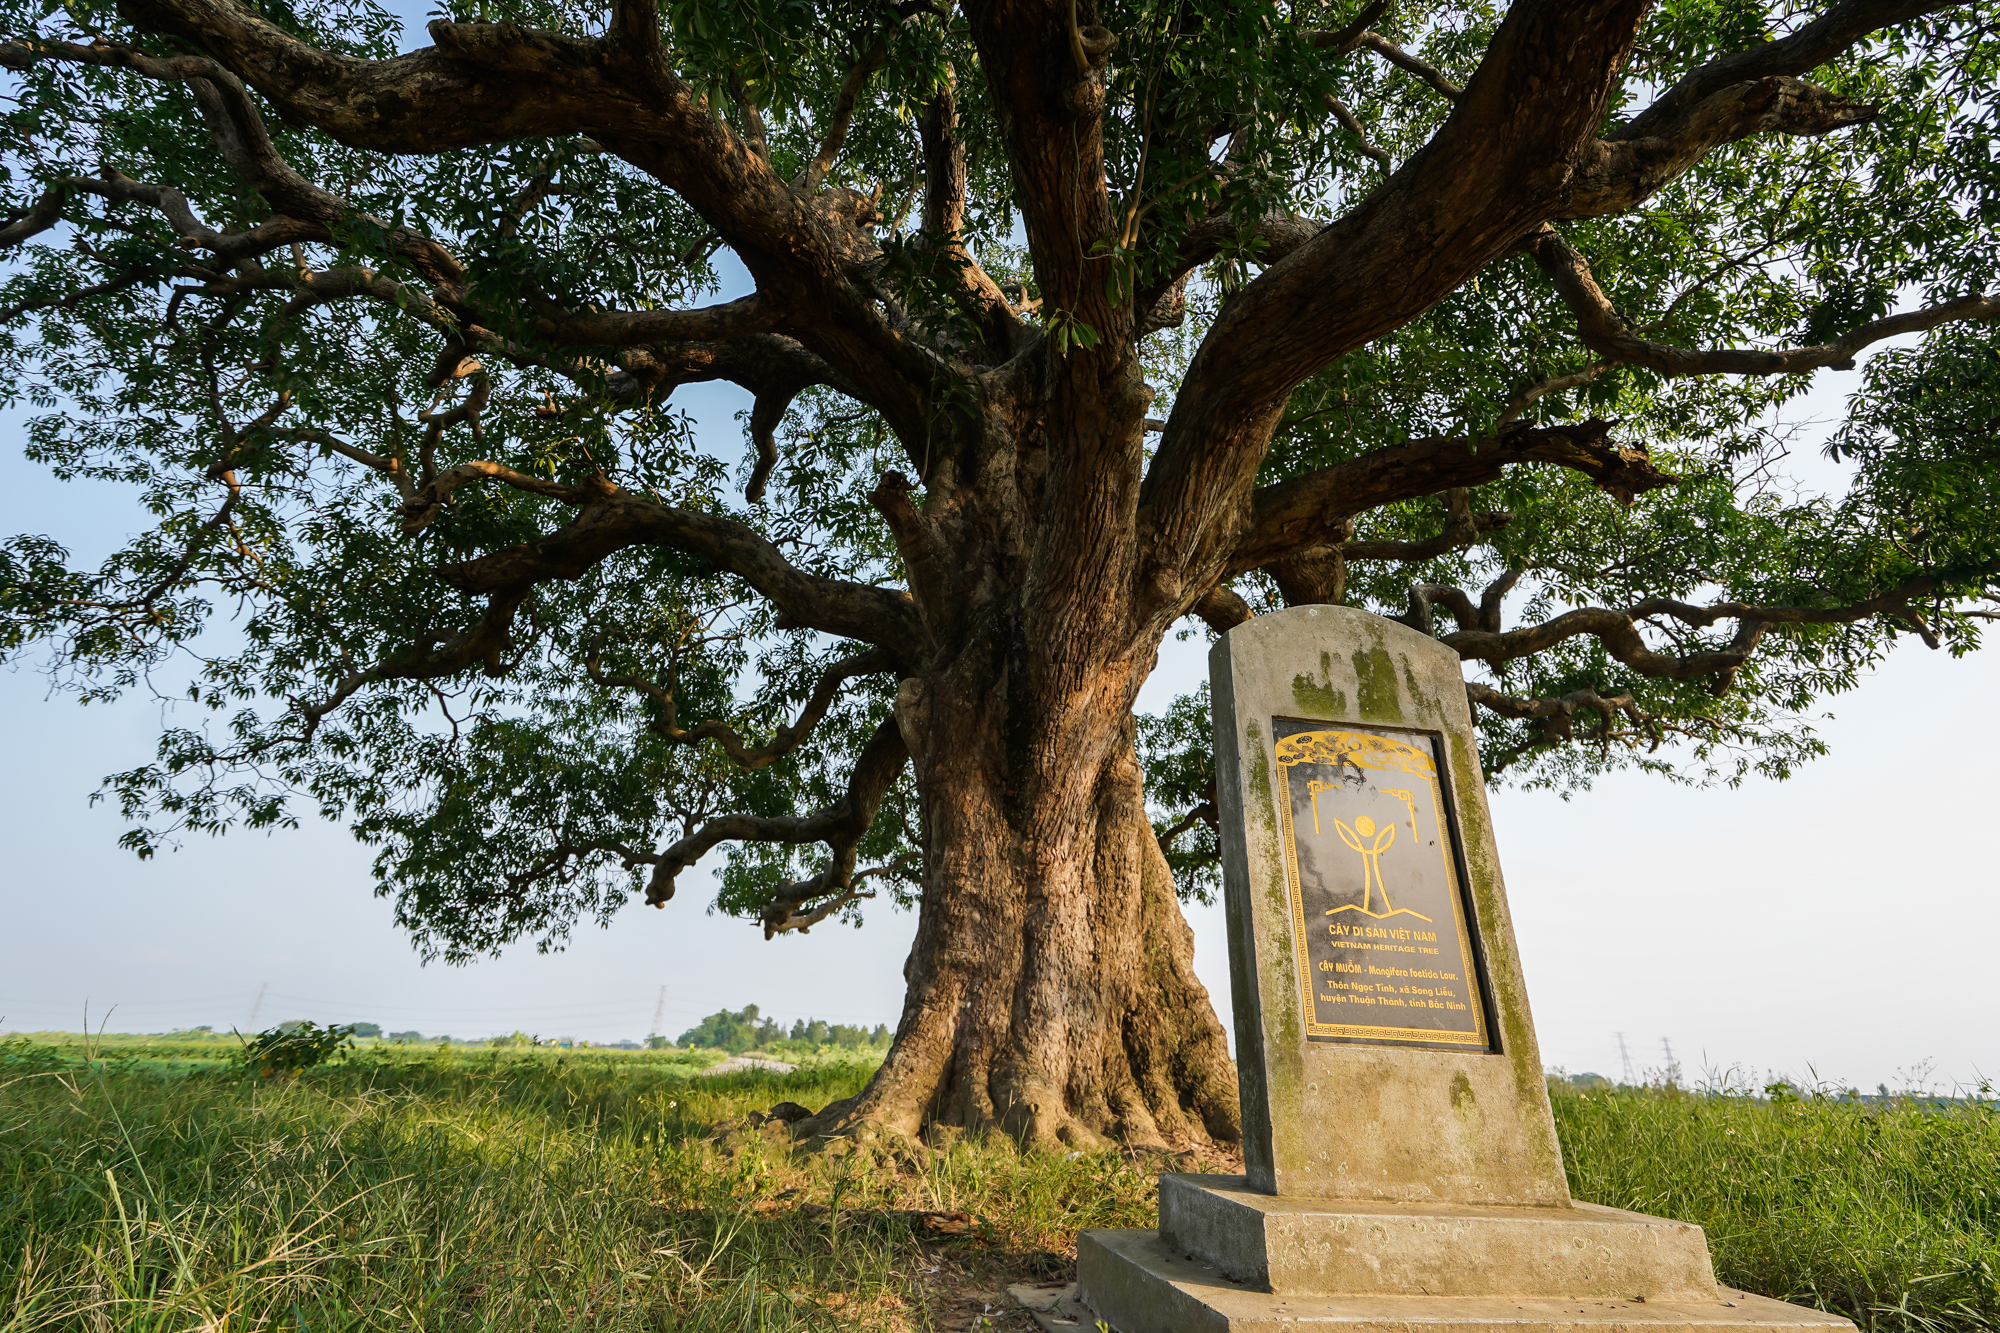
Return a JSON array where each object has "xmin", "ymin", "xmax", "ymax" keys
[{"xmin": 1050, "ymin": 606, "xmax": 1853, "ymax": 1333}]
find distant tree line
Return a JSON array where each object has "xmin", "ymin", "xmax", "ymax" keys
[
  {"xmin": 145, "ymin": 1012, "xmax": 891, "ymax": 1054},
  {"xmin": 676, "ymin": 1005, "xmax": 890, "ymax": 1054}
]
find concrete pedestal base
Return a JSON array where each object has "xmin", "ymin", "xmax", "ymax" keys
[
  {"xmin": 1059, "ymin": 1178, "xmax": 1852, "ymax": 1333},
  {"xmin": 1157, "ymin": 1175, "xmax": 1722, "ymax": 1300},
  {"xmin": 1068, "ymin": 1230, "xmax": 1855, "ymax": 1333}
]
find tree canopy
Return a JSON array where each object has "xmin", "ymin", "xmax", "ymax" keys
[
  {"xmin": 675, "ymin": 1005, "xmax": 891, "ymax": 1050},
  {"xmin": 0, "ymin": 0, "xmax": 1993, "ymax": 969}
]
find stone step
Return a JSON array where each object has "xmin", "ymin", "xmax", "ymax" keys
[
  {"xmin": 1160, "ymin": 1174, "xmax": 1719, "ymax": 1299},
  {"xmin": 1071, "ymin": 1230, "xmax": 1855, "ymax": 1333}
]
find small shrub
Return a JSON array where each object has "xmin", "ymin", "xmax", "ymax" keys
[
  {"xmin": 239, "ymin": 1021, "xmax": 354, "ymax": 1077},
  {"xmin": 0, "ymin": 1036, "xmax": 69, "ymax": 1076}
]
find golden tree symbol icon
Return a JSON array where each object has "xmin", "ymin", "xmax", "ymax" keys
[{"xmin": 1333, "ymin": 815, "xmax": 1398, "ymax": 915}]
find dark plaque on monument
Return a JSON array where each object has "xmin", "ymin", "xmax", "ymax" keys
[{"xmin": 1273, "ymin": 717, "xmax": 1494, "ymax": 1051}]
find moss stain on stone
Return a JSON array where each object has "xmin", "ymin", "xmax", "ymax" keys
[
  {"xmin": 1243, "ymin": 717, "xmax": 1306, "ymax": 1171},
  {"xmin": 1352, "ymin": 647, "xmax": 1402, "ymax": 721},
  {"xmin": 1402, "ymin": 659, "xmax": 1427, "ymax": 712},
  {"xmin": 1291, "ymin": 652, "xmax": 1347, "ymax": 717},
  {"xmin": 1246, "ymin": 719, "xmax": 1273, "ymax": 812},
  {"xmin": 1291, "ymin": 674, "xmax": 1346, "ymax": 716},
  {"xmin": 1246, "ymin": 722, "xmax": 1290, "ymax": 910}
]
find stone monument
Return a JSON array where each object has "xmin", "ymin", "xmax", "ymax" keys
[{"xmin": 1057, "ymin": 606, "xmax": 1852, "ymax": 1333}]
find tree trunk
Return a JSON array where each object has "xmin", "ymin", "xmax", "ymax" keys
[
  {"xmin": 799, "ymin": 356, "xmax": 1243, "ymax": 1148},
  {"xmin": 811, "ymin": 667, "xmax": 1240, "ymax": 1149}
]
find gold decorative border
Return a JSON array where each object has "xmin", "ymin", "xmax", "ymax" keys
[
  {"xmin": 1276, "ymin": 729, "xmax": 1436, "ymax": 776},
  {"xmin": 1274, "ymin": 724, "xmax": 1492, "ymax": 1048}
]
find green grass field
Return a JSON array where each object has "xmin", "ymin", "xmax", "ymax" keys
[
  {"xmin": 1548, "ymin": 1079, "xmax": 2000, "ymax": 1332},
  {"xmin": 2, "ymin": 1034, "xmax": 1994, "ymax": 1331}
]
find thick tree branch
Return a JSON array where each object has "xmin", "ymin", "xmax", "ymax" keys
[
  {"xmin": 960, "ymin": 0, "xmax": 1118, "ymax": 327},
  {"xmin": 1544, "ymin": 3, "xmax": 1967, "ymax": 224},
  {"xmin": 108, "ymin": 0, "xmax": 946, "ymax": 447},
  {"xmin": 607, "ymin": 0, "xmax": 664, "ymax": 63},
  {"xmin": 1137, "ymin": 211, "xmax": 1321, "ymax": 327},
  {"xmin": 909, "ymin": 73, "xmax": 1023, "ymax": 362},
  {"xmin": 1156, "ymin": 797, "xmax": 1218, "ymax": 852},
  {"xmin": 400, "ymin": 460, "xmax": 592, "ymax": 532},
  {"xmin": 1269, "ymin": 538, "xmax": 1350, "ymax": 608},
  {"xmin": 1396, "ymin": 568, "xmax": 1525, "ymax": 639},
  {"xmin": 287, "ymin": 497, "xmax": 921, "ymax": 741},
  {"xmin": 1141, "ymin": 0, "xmax": 1651, "ymax": 598},
  {"xmin": 1617, "ymin": 0, "xmax": 1968, "ymax": 144},
  {"xmin": 0, "ymin": 40, "xmax": 467, "ymax": 281},
  {"xmin": 1478, "ymin": 567, "xmax": 1528, "ymax": 632},
  {"xmin": 1231, "ymin": 420, "xmax": 1672, "ymax": 573},
  {"xmin": 1262, "ymin": 491, "xmax": 1508, "ymax": 609},
  {"xmin": 1354, "ymin": 31, "xmax": 1463, "ymax": 100},
  {"xmin": 604, "ymin": 335, "xmax": 858, "ymax": 502},
  {"xmin": 920, "ymin": 74, "xmax": 966, "ymax": 240},
  {"xmin": 1343, "ymin": 487, "xmax": 1510, "ymax": 561},
  {"xmin": 1191, "ymin": 583, "xmax": 1253, "ymax": 633},
  {"xmin": 291, "ymin": 583, "xmax": 533, "ymax": 740},
  {"xmin": 586, "ymin": 644, "xmax": 895, "ymax": 772},
  {"xmin": 238, "ymin": 265, "xmax": 456, "ymax": 347},
  {"xmin": 611, "ymin": 334, "xmax": 857, "ymax": 406},
  {"xmin": 867, "ymin": 470, "xmax": 954, "ymax": 631},
  {"xmin": 1323, "ymin": 96, "xmax": 1391, "ymax": 170},
  {"xmin": 100, "ymin": 4, "xmax": 627, "ymax": 149},
  {"xmin": 1140, "ymin": 0, "xmax": 1955, "ymax": 602},
  {"xmin": 802, "ymin": 32, "xmax": 892, "ymax": 194},
  {"xmin": 430, "ymin": 487, "xmax": 928, "ymax": 658},
  {"xmin": 1561, "ymin": 75, "xmax": 1877, "ymax": 218},
  {"xmin": 536, "ymin": 294, "xmax": 780, "ymax": 348},
  {"xmin": 0, "ymin": 35, "xmax": 831, "ymax": 423},
  {"xmin": 1531, "ymin": 228, "xmax": 2000, "ymax": 375},
  {"xmin": 0, "ymin": 185, "xmax": 67, "ymax": 246},
  {"xmin": 728, "ymin": 68, "xmax": 770, "ymax": 162},
  {"xmin": 640, "ymin": 715, "xmax": 909, "ymax": 932},
  {"xmin": 51, "ymin": 169, "xmax": 244, "ymax": 255},
  {"xmin": 1438, "ymin": 576, "xmax": 1939, "ymax": 695},
  {"xmin": 764, "ymin": 850, "xmax": 916, "ymax": 936},
  {"xmin": 1305, "ymin": 1, "xmax": 1389, "ymax": 51},
  {"xmin": 42, "ymin": 167, "xmax": 332, "ymax": 265},
  {"xmin": 287, "ymin": 427, "xmax": 417, "ymax": 498},
  {"xmin": 744, "ymin": 390, "xmax": 795, "ymax": 504}
]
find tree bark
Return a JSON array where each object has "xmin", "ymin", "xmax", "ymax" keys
[{"xmin": 803, "ymin": 683, "xmax": 1240, "ymax": 1149}]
